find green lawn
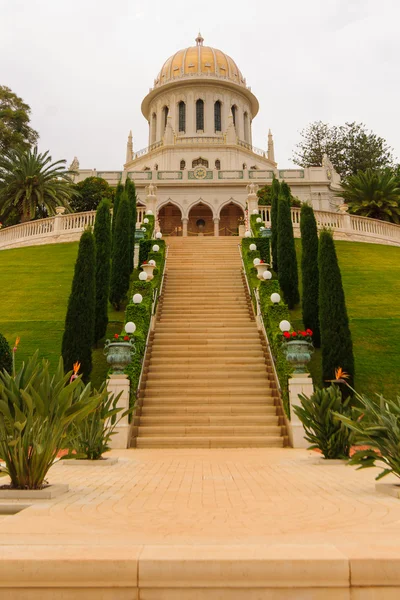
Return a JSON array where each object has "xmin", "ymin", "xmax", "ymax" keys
[
  {"xmin": 292, "ymin": 240, "xmax": 400, "ymax": 399},
  {"xmin": 0, "ymin": 239, "xmax": 399, "ymax": 399}
]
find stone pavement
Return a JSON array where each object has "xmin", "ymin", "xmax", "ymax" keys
[{"xmin": 1, "ymin": 447, "xmax": 400, "ymax": 598}]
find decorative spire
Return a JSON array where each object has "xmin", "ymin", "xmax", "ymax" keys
[
  {"xmin": 268, "ymin": 129, "xmax": 275, "ymax": 163},
  {"xmin": 195, "ymin": 32, "xmax": 204, "ymax": 46},
  {"xmin": 126, "ymin": 130, "xmax": 133, "ymax": 163}
]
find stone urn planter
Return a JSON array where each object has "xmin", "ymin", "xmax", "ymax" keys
[
  {"xmin": 141, "ymin": 263, "xmax": 156, "ymax": 280},
  {"xmin": 260, "ymin": 227, "xmax": 272, "ymax": 238},
  {"xmin": 283, "ymin": 340, "xmax": 313, "ymax": 374},
  {"xmin": 255, "ymin": 262, "xmax": 270, "ymax": 280},
  {"xmin": 104, "ymin": 339, "xmax": 135, "ymax": 374},
  {"xmin": 238, "ymin": 224, "xmax": 246, "ymax": 237}
]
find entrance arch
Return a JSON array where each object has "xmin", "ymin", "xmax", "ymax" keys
[
  {"xmin": 219, "ymin": 202, "xmax": 244, "ymax": 236},
  {"xmin": 158, "ymin": 202, "xmax": 183, "ymax": 236},
  {"xmin": 188, "ymin": 202, "xmax": 214, "ymax": 236}
]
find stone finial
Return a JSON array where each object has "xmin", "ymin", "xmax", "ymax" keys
[
  {"xmin": 196, "ymin": 32, "xmax": 204, "ymax": 46},
  {"xmin": 69, "ymin": 156, "xmax": 79, "ymax": 172},
  {"xmin": 267, "ymin": 129, "xmax": 275, "ymax": 163},
  {"xmin": 126, "ymin": 131, "xmax": 133, "ymax": 163}
]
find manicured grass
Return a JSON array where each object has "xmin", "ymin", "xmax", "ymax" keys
[{"xmin": 293, "ymin": 240, "xmax": 400, "ymax": 399}]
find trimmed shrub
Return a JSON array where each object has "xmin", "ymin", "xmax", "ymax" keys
[
  {"xmin": 294, "ymin": 385, "xmax": 352, "ymax": 459},
  {"xmin": 93, "ymin": 199, "xmax": 112, "ymax": 343},
  {"xmin": 125, "ymin": 178, "xmax": 137, "ymax": 273},
  {"xmin": 141, "ymin": 215, "xmax": 155, "ymax": 240},
  {"xmin": 270, "ymin": 177, "xmax": 280, "ymax": 271},
  {"xmin": 109, "ymin": 192, "xmax": 131, "ymax": 311},
  {"xmin": 111, "ymin": 182, "xmax": 124, "ymax": 237},
  {"xmin": 139, "ymin": 237, "xmax": 165, "ymax": 266},
  {"xmin": 62, "ymin": 229, "xmax": 96, "ymax": 382},
  {"xmin": 277, "ymin": 182, "xmax": 300, "ymax": 309},
  {"xmin": 0, "ymin": 333, "xmax": 12, "ymax": 374},
  {"xmin": 300, "ymin": 204, "xmax": 321, "ymax": 347},
  {"xmin": 319, "ymin": 229, "xmax": 355, "ymax": 389}
]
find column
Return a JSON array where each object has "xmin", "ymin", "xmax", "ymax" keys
[
  {"xmin": 107, "ymin": 375, "xmax": 131, "ymax": 449},
  {"xmin": 213, "ymin": 217, "xmax": 220, "ymax": 237},
  {"xmin": 288, "ymin": 374, "xmax": 314, "ymax": 448},
  {"xmin": 182, "ymin": 217, "xmax": 188, "ymax": 237}
]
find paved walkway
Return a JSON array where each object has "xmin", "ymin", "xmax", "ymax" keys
[{"xmin": 1, "ymin": 448, "xmax": 400, "ymax": 597}]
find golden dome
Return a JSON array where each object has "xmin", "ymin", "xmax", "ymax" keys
[{"xmin": 155, "ymin": 33, "xmax": 246, "ymax": 88}]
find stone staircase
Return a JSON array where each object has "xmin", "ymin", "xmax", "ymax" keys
[{"xmin": 131, "ymin": 236, "xmax": 287, "ymax": 448}]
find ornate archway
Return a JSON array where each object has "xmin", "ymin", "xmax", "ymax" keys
[
  {"xmin": 188, "ymin": 202, "xmax": 214, "ymax": 236},
  {"xmin": 158, "ymin": 202, "xmax": 183, "ymax": 236},
  {"xmin": 219, "ymin": 202, "xmax": 244, "ymax": 236}
]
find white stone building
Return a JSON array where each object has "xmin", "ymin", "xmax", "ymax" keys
[{"xmin": 73, "ymin": 34, "xmax": 342, "ymax": 236}]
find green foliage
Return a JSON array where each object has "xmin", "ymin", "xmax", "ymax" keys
[
  {"xmin": 270, "ymin": 177, "xmax": 280, "ymax": 271},
  {"xmin": 138, "ymin": 235, "xmax": 164, "ymax": 265},
  {"xmin": 0, "ymin": 333, "xmax": 12, "ymax": 374},
  {"xmin": 94, "ymin": 200, "xmax": 112, "ymax": 343},
  {"xmin": 0, "ymin": 352, "xmax": 104, "ymax": 489},
  {"xmin": 109, "ymin": 192, "xmax": 131, "ymax": 311},
  {"xmin": 293, "ymin": 385, "xmax": 352, "ymax": 459},
  {"xmin": 300, "ymin": 204, "xmax": 320, "ymax": 347},
  {"xmin": 66, "ymin": 383, "xmax": 131, "ymax": 460},
  {"xmin": 141, "ymin": 215, "xmax": 155, "ymax": 240},
  {"xmin": 318, "ymin": 230, "xmax": 355, "ymax": 389},
  {"xmin": 257, "ymin": 185, "xmax": 272, "ymax": 205},
  {"xmin": 125, "ymin": 178, "xmax": 137, "ymax": 272},
  {"xmin": 250, "ymin": 214, "xmax": 263, "ymax": 237},
  {"xmin": 111, "ymin": 183, "xmax": 124, "ymax": 237},
  {"xmin": 277, "ymin": 182, "xmax": 299, "ymax": 309},
  {"xmin": 292, "ymin": 120, "xmax": 394, "ymax": 179},
  {"xmin": 335, "ymin": 388, "xmax": 400, "ymax": 480},
  {"xmin": 339, "ymin": 168, "xmax": 400, "ymax": 223},
  {"xmin": 62, "ymin": 230, "xmax": 96, "ymax": 382},
  {"xmin": 0, "ymin": 146, "xmax": 77, "ymax": 223},
  {"xmin": 0, "ymin": 85, "xmax": 38, "ymax": 154},
  {"xmin": 71, "ymin": 177, "xmax": 114, "ymax": 213}
]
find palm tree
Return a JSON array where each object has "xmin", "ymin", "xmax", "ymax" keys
[
  {"xmin": 339, "ymin": 169, "xmax": 400, "ymax": 224},
  {"xmin": 0, "ymin": 147, "xmax": 77, "ymax": 223}
]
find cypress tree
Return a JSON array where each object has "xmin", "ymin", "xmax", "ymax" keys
[
  {"xmin": 109, "ymin": 191, "xmax": 131, "ymax": 310},
  {"xmin": 277, "ymin": 182, "xmax": 300, "ymax": 309},
  {"xmin": 0, "ymin": 333, "xmax": 12, "ymax": 374},
  {"xmin": 300, "ymin": 204, "xmax": 321, "ymax": 347},
  {"xmin": 270, "ymin": 177, "xmax": 280, "ymax": 271},
  {"xmin": 112, "ymin": 182, "xmax": 124, "ymax": 237},
  {"xmin": 125, "ymin": 178, "xmax": 137, "ymax": 273},
  {"xmin": 61, "ymin": 229, "xmax": 96, "ymax": 383},
  {"xmin": 318, "ymin": 229, "xmax": 355, "ymax": 388},
  {"xmin": 93, "ymin": 199, "xmax": 112, "ymax": 343}
]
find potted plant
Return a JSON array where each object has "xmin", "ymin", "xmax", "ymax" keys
[
  {"xmin": 104, "ymin": 330, "xmax": 135, "ymax": 374},
  {"xmin": 254, "ymin": 259, "xmax": 271, "ymax": 280},
  {"xmin": 140, "ymin": 260, "xmax": 156, "ymax": 280},
  {"xmin": 282, "ymin": 329, "xmax": 313, "ymax": 373}
]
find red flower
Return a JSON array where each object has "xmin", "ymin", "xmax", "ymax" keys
[
  {"xmin": 291, "ymin": 331, "xmax": 297, "ymax": 337},
  {"xmin": 283, "ymin": 331, "xmax": 290, "ymax": 339},
  {"xmin": 123, "ymin": 336, "xmax": 129, "ymax": 341},
  {"xmin": 306, "ymin": 329, "xmax": 313, "ymax": 335},
  {"xmin": 114, "ymin": 333, "xmax": 119, "ymax": 339},
  {"xmin": 143, "ymin": 261, "xmax": 147, "ymax": 264}
]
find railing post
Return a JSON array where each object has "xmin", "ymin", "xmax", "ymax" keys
[{"xmin": 54, "ymin": 207, "xmax": 66, "ymax": 234}]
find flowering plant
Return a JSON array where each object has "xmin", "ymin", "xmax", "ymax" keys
[
  {"xmin": 113, "ymin": 333, "xmax": 131, "ymax": 342},
  {"xmin": 282, "ymin": 329, "xmax": 313, "ymax": 343}
]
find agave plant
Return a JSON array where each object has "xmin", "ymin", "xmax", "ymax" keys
[
  {"xmin": 66, "ymin": 385, "xmax": 130, "ymax": 460},
  {"xmin": 293, "ymin": 385, "xmax": 352, "ymax": 459},
  {"xmin": 338, "ymin": 168, "xmax": 400, "ymax": 223},
  {"xmin": 0, "ymin": 352, "xmax": 105, "ymax": 489},
  {"xmin": 0, "ymin": 146, "xmax": 77, "ymax": 223}
]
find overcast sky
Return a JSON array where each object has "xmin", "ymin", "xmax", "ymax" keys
[{"xmin": 1, "ymin": 0, "xmax": 399, "ymax": 170}]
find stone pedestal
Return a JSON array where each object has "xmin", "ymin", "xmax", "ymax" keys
[
  {"xmin": 288, "ymin": 374, "xmax": 314, "ymax": 448},
  {"xmin": 107, "ymin": 374, "xmax": 130, "ymax": 449},
  {"xmin": 247, "ymin": 192, "xmax": 258, "ymax": 215}
]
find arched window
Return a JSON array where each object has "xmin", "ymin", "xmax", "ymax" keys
[
  {"xmin": 151, "ymin": 113, "xmax": 157, "ymax": 144},
  {"xmin": 231, "ymin": 105, "xmax": 237, "ymax": 127},
  {"xmin": 215, "ymin": 159, "xmax": 221, "ymax": 170},
  {"xmin": 244, "ymin": 112, "xmax": 250, "ymax": 142},
  {"xmin": 178, "ymin": 101, "xmax": 186, "ymax": 133},
  {"xmin": 192, "ymin": 157, "xmax": 209, "ymax": 168},
  {"xmin": 180, "ymin": 159, "xmax": 186, "ymax": 170},
  {"xmin": 162, "ymin": 106, "xmax": 169, "ymax": 132},
  {"xmin": 196, "ymin": 99, "xmax": 204, "ymax": 131},
  {"xmin": 214, "ymin": 100, "xmax": 222, "ymax": 132}
]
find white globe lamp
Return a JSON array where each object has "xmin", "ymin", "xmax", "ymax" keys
[
  {"xmin": 249, "ymin": 243, "xmax": 257, "ymax": 251},
  {"xmin": 132, "ymin": 293, "xmax": 143, "ymax": 304},
  {"xmin": 279, "ymin": 320, "xmax": 291, "ymax": 332},
  {"xmin": 256, "ymin": 217, "xmax": 262, "ymax": 223},
  {"xmin": 155, "ymin": 232, "xmax": 162, "ymax": 239},
  {"xmin": 253, "ymin": 258, "xmax": 261, "ymax": 266},
  {"xmin": 252, "ymin": 209, "xmax": 259, "ymax": 215},
  {"xmin": 139, "ymin": 271, "xmax": 148, "ymax": 281},
  {"xmin": 271, "ymin": 293, "xmax": 281, "ymax": 304},
  {"xmin": 143, "ymin": 218, "xmax": 149, "ymax": 224},
  {"xmin": 142, "ymin": 227, "xmax": 146, "ymax": 232},
  {"xmin": 244, "ymin": 231, "xmax": 251, "ymax": 238},
  {"xmin": 149, "ymin": 259, "xmax": 156, "ymax": 266},
  {"xmin": 263, "ymin": 270, "xmax": 272, "ymax": 280},
  {"xmin": 152, "ymin": 244, "xmax": 160, "ymax": 252},
  {"xmin": 146, "ymin": 209, "xmax": 153, "ymax": 215},
  {"xmin": 125, "ymin": 321, "xmax": 136, "ymax": 334}
]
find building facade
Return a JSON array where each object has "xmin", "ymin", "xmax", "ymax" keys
[{"xmin": 73, "ymin": 34, "xmax": 342, "ymax": 236}]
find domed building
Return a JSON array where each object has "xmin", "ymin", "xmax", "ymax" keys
[{"xmin": 74, "ymin": 34, "xmax": 341, "ymax": 236}]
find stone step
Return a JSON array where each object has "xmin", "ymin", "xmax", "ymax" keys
[
  {"xmin": 145, "ymin": 368, "xmax": 272, "ymax": 378},
  {"xmin": 140, "ymin": 405, "xmax": 277, "ymax": 415},
  {"xmin": 137, "ymin": 425, "xmax": 282, "ymax": 436},
  {"xmin": 149, "ymin": 356, "xmax": 266, "ymax": 365},
  {"xmin": 135, "ymin": 436, "xmax": 284, "ymax": 448},
  {"xmin": 139, "ymin": 415, "xmax": 279, "ymax": 425}
]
